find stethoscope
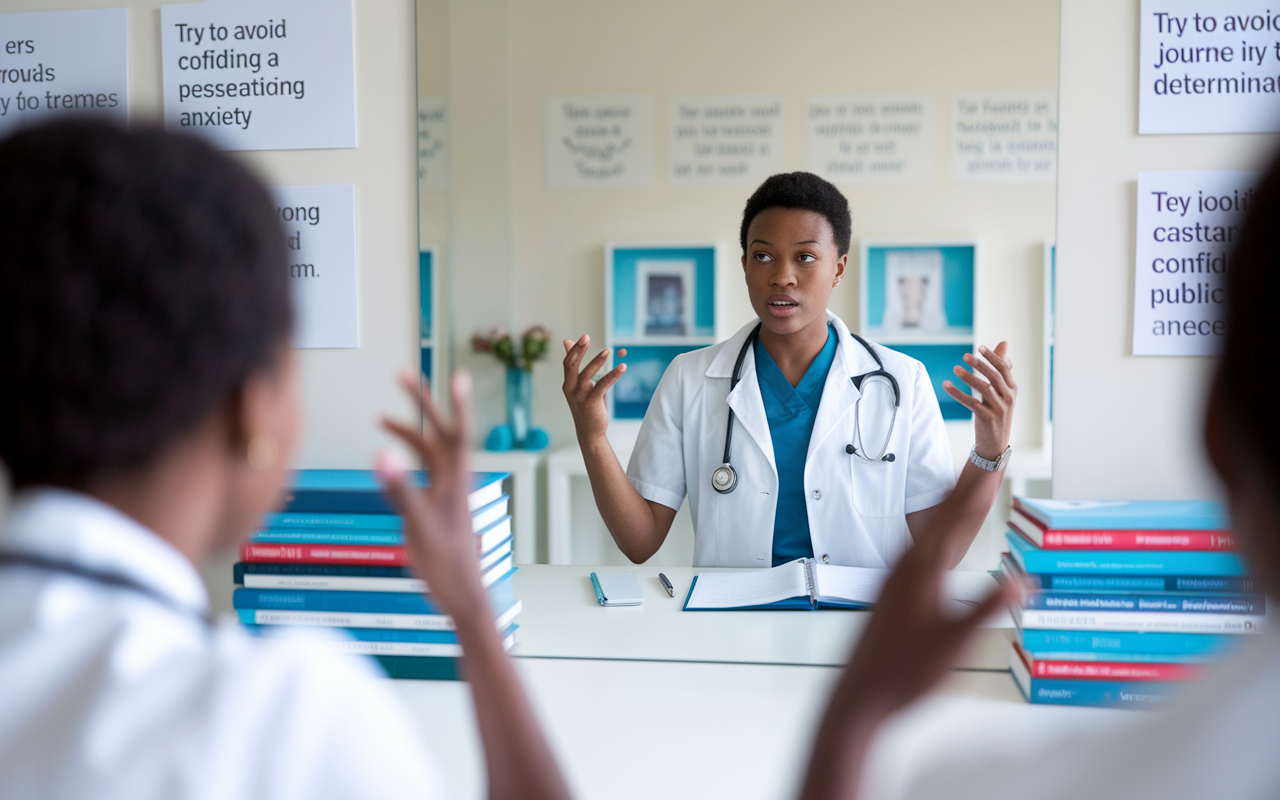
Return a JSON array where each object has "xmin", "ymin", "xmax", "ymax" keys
[
  {"xmin": 711, "ymin": 324, "xmax": 901, "ymax": 494},
  {"xmin": 0, "ymin": 550, "xmax": 214, "ymax": 627}
]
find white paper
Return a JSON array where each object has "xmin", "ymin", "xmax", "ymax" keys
[
  {"xmin": 669, "ymin": 94, "xmax": 785, "ymax": 186},
  {"xmin": 950, "ymin": 93, "xmax": 1057, "ymax": 183},
  {"xmin": 806, "ymin": 95, "xmax": 935, "ymax": 184},
  {"xmin": 686, "ymin": 563, "xmax": 809, "ymax": 609},
  {"xmin": 1140, "ymin": 0, "xmax": 1280, "ymax": 133},
  {"xmin": 0, "ymin": 8, "xmax": 127, "ymax": 137},
  {"xmin": 273, "ymin": 184, "xmax": 359, "ymax": 349},
  {"xmin": 1132, "ymin": 170, "xmax": 1258, "ymax": 356},
  {"xmin": 417, "ymin": 96, "xmax": 448, "ymax": 191},
  {"xmin": 160, "ymin": 0, "xmax": 355, "ymax": 151},
  {"xmin": 544, "ymin": 94, "xmax": 654, "ymax": 187}
]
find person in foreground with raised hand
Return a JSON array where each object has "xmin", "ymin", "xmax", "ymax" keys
[
  {"xmin": 0, "ymin": 118, "xmax": 571, "ymax": 800},
  {"xmin": 379, "ymin": 371, "xmax": 570, "ymax": 800},
  {"xmin": 796, "ymin": 151, "xmax": 1280, "ymax": 800}
]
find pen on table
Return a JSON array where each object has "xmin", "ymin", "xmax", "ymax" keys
[{"xmin": 658, "ymin": 572, "xmax": 674, "ymax": 598}]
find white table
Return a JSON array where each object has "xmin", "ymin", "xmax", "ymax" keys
[
  {"xmin": 388, "ymin": 565, "xmax": 1123, "ymax": 800},
  {"xmin": 510, "ymin": 565, "xmax": 1013, "ymax": 670},
  {"xmin": 471, "ymin": 450, "xmax": 545, "ymax": 564}
]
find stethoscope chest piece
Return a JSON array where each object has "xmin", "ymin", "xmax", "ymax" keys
[{"xmin": 712, "ymin": 463, "xmax": 738, "ymax": 494}]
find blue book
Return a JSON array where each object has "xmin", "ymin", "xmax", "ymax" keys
[
  {"xmin": 1018, "ymin": 627, "xmax": 1237, "ymax": 658},
  {"xmin": 374, "ymin": 655, "xmax": 462, "ymax": 681},
  {"xmin": 265, "ymin": 511, "xmax": 402, "ymax": 531},
  {"xmin": 1006, "ymin": 529, "xmax": 1246, "ymax": 576},
  {"xmin": 1000, "ymin": 553, "xmax": 1257, "ymax": 593},
  {"xmin": 1014, "ymin": 497, "xmax": 1227, "ymax": 530},
  {"xmin": 236, "ymin": 562, "xmax": 416, "ymax": 581},
  {"xmin": 283, "ymin": 469, "xmax": 507, "ymax": 514},
  {"xmin": 251, "ymin": 528, "xmax": 403, "ymax": 546},
  {"xmin": 234, "ymin": 567, "xmax": 516, "ymax": 614},
  {"xmin": 1022, "ymin": 590, "xmax": 1264, "ymax": 614},
  {"xmin": 1011, "ymin": 647, "xmax": 1183, "ymax": 708}
]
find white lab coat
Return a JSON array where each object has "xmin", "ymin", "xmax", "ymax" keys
[{"xmin": 627, "ymin": 311, "xmax": 956, "ymax": 568}]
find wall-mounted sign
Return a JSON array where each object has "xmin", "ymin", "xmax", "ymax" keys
[
  {"xmin": 1132, "ymin": 170, "xmax": 1257, "ymax": 355},
  {"xmin": 161, "ymin": 0, "xmax": 355, "ymax": 151},
  {"xmin": 544, "ymin": 94, "xmax": 654, "ymax": 188},
  {"xmin": 0, "ymin": 8, "xmax": 127, "ymax": 137},
  {"xmin": 950, "ymin": 93, "xmax": 1057, "ymax": 182},
  {"xmin": 1140, "ymin": 0, "xmax": 1280, "ymax": 133},
  {"xmin": 805, "ymin": 95, "xmax": 935, "ymax": 184},
  {"xmin": 273, "ymin": 184, "xmax": 358, "ymax": 349},
  {"xmin": 669, "ymin": 95, "xmax": 785, "ymax": 186},
  {"xmin": 417, "ymin": 96, "xmax": 448, "ymax": 191}
]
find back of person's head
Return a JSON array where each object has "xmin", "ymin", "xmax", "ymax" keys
[
  {"xmin": 740, "ymin": 172, "xmax": 852, "ymax": 256},
  {"xmin": 0, "ymin": 118, "xmax": 292, "ymax": 490}
]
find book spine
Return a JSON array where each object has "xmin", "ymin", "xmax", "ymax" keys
[
  {"xmin": 235, "ymin": 562, "xmax": 413, "ymax": 581},
  {"xmin": 1019, "ymin": 628, "xmax": 1237, "ymax": 656},
  {"xmin": 239, "ymin": 543, "xmax": 410, "ymax": 565},
  {"xmin": 243, "ymin": 574, "xmax": 428, "ymax": 593},
  {"xmin": 243, "ymin": 624, "xmax": 462, "ymax": 644},
  {"xmin": 321, "ymin": 632, "xmax": 515, "ymax": 658},
  {"xmin": 1017, "ymin": 607, "xmax": 1264, "ymax": 634},
  {"xmin": 237, "ymin": 608, "xmax": 456, "ymax": 630},
  {"xmin": 373, "ymin": 654, "xmax": 463, "ymax": 681},
  {"xmin": 250, "ymin": 529, "xmax": 404, "ymax": 546},
  {"xmin": 1023, "ymin": 592, "xmax": 1264, "ymax": 614},
  {"xmin": 1006, "ymin": 530, "xmax": 1246, "ymax": 576},
  {"xmin": 265, "ymin": 512, "xmax": 402, "ymax": 531},
  {"xmin": 1038, "ymin": 529, "xmax": 1235, "ymax": 551},
  {"xmin": 1027, "ymin": 659, "xmax": 1199, "ymax": 681},
  {"xmin": 234, "ymin": 587, "xmax": 445, "ymax": 614},
  {"xmin": 1019, "ymin": 650, "xmax": 1214, "ymax": 665},
  {"xmin": 1022, "ymin": 678, "xmax": 1183, "ymax": 708}
]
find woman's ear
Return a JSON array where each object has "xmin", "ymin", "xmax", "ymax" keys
[
  {"xmin": 219, "ymin": 348, "xmax": 301, "ymax": 547},
  {"xmin": 833, "ymin": 253, "xmax": 848, "ymax": 287}
]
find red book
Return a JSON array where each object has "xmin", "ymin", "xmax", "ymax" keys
[
  {"xmin": 240, "ymin": 543, "xmax": 410, "ymax": 566},
  {"xmin": 1014, "ymin": 642, "xmax": 1200, "ymax": 682},
  {"xmin": 1009, "ymin": 508, "xmax": 1235, "ymax": 551}
]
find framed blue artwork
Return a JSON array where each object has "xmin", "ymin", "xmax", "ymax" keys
[
  {"xmin": 419, "ymin": 248, "xmax": 436, "ymax": 385},
  {"xmin": 860, "ymin": 243, "xmax": 976, "ymax": 344},
  {"xmin": 890, "ymin": 344, "xmax": 975, "ymax": 421},
  {"xmin": 606, "ymin": 243, "xmax": 718, "ymax": 418}
]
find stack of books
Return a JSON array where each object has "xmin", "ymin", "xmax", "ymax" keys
[
  {"xmin": 1003, "ymin": 497, "xmax": 1262, "ymax": 709},
  {"xmin": 233, "ymin": 469, "xmax": 519, "ymax": 680}
]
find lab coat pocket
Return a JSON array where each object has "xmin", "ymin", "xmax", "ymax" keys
[{"xmin": 850, "ymin": 457, "xmax": 906, "ymax": 518}]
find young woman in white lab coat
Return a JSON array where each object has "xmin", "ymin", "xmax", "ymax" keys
[{"xmin": 562, "ymin": 172, "xmax": 1018, "ymax": 569}]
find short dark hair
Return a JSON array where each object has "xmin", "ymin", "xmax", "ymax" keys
[
  {"xmin": 0, "ymin": 119, "xmax": 292, "ymax": 489},
  {"xmin": 739, "ymin": 172, "xmax": 852, "ymax": 256}
]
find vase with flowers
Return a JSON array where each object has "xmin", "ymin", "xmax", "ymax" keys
[{"xmin": 472, "ymin": 325, "xmax": 552, "ymax": 451}]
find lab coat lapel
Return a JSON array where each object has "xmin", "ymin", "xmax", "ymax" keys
[
  {"xmin": 807, "ymin": 313, "xmax": 864, "ymax": 461},
  {"xmin": 725, "ymin": 351, "xmax": 776, "ymax": 473}
]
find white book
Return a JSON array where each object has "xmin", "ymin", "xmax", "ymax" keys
[
  {"xmin": 1015, "ymin": 606, "xmax": 1264, "ymax": 634},
  {"xmin": 240, "ymin": 545, "xmax": 514, "ymax": 593},
  {"xmin": 327, "ymin": 631, "xmax": 516, "ymax": 658},
  {"xmin": 248, "ymin": 600, "xmax": 522, "ymax": 632}
]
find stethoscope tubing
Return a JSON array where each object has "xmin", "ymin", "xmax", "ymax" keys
[{"xmin": 712, "ymin": 325, "xmax": 901, "ymax": 494}]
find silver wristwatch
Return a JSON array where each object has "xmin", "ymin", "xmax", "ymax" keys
[{"xmin": 969, "ymin": 444, "xmax": 1012, "ymax": 472}]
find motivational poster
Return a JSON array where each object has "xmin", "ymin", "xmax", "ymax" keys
[
  {"xmin": 273, "ymin": 184, "xmax": 358, "ymax": 349},
  {"xmin": 1140, "ymin": 0, "xmax": 1280, "ymax": 133},
  {"xmin": 417, "ymin": 96, "xmax": 448, "ymax": 191},
  {"xmin": 160, "ymin": 0, "xmax": 355, "ymax": 151},
  {"xmin": 950, "ymin": 93, "xmax": 1057, "ymax": 182},
  {"xmin": 805, "ymin": 95, "xmax": 935, "ymax": 184},
  {"xmin": 1133, "ymin": 171, "xmax": 1257, "ymax": 356},
  {"xmin": 668, "ymin": 95, "xmax": 785, "ymax": 186},
  {"xmin": 0, "ymin": 8, "xmax": 127, "ymax": 137},
  {"xmin": 544, "ymin": 94, "xmax": 654, "ymax": 187}
]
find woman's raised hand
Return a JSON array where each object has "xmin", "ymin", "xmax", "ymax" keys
[
  {"xmin": 377, "ymin": 371, "xmax": 488, "ymax": 619},
  {"xmin": 561, "ymin": 334, "xmax": 626, "ymax": 443},
  {"xmin": 943, "ymin": 342, "xmax": 1017, "ymax": 461}
]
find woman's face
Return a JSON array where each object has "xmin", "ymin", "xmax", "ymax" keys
[{"xmin": 742, "ymin": 208, "xmax": 846, "ymax": 339}]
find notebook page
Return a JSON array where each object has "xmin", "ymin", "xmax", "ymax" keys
[
  {"xmin": 685, "ymin": 562, "xmax": 810, "ymax": 609},
  {"xmin": 812, "ymin": 564, "xmax": 889, "ymax": 604}
]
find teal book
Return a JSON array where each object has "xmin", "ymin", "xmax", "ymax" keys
[
  {"xmin": 1014, "ymin": 497, "xmax": 1228, "ymax": 531},
  {"xmin": 1006, "ymin": 529, "xmax": 1246, "ymax": 576},
  {"xmin": 284, "ymin": 469, "xmax": 506, "ymax": 514}
]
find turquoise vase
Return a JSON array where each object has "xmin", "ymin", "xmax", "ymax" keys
[{"xmin": 506, "ymin": 367, "xmax": 533, "ymax": 447}]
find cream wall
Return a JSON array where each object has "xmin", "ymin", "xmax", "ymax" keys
[
  {"xmin": 1054, "ymin": 0, "xmax": 1278, "ymax": 499},
  {"xmin": 0, "ymin": 0, "xmax": 422, "ymax": 475}
]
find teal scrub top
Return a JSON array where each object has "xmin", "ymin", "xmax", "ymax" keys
[{"xmin": 753, "ymin": 324, "xmax": 838, "ymax": 567}]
